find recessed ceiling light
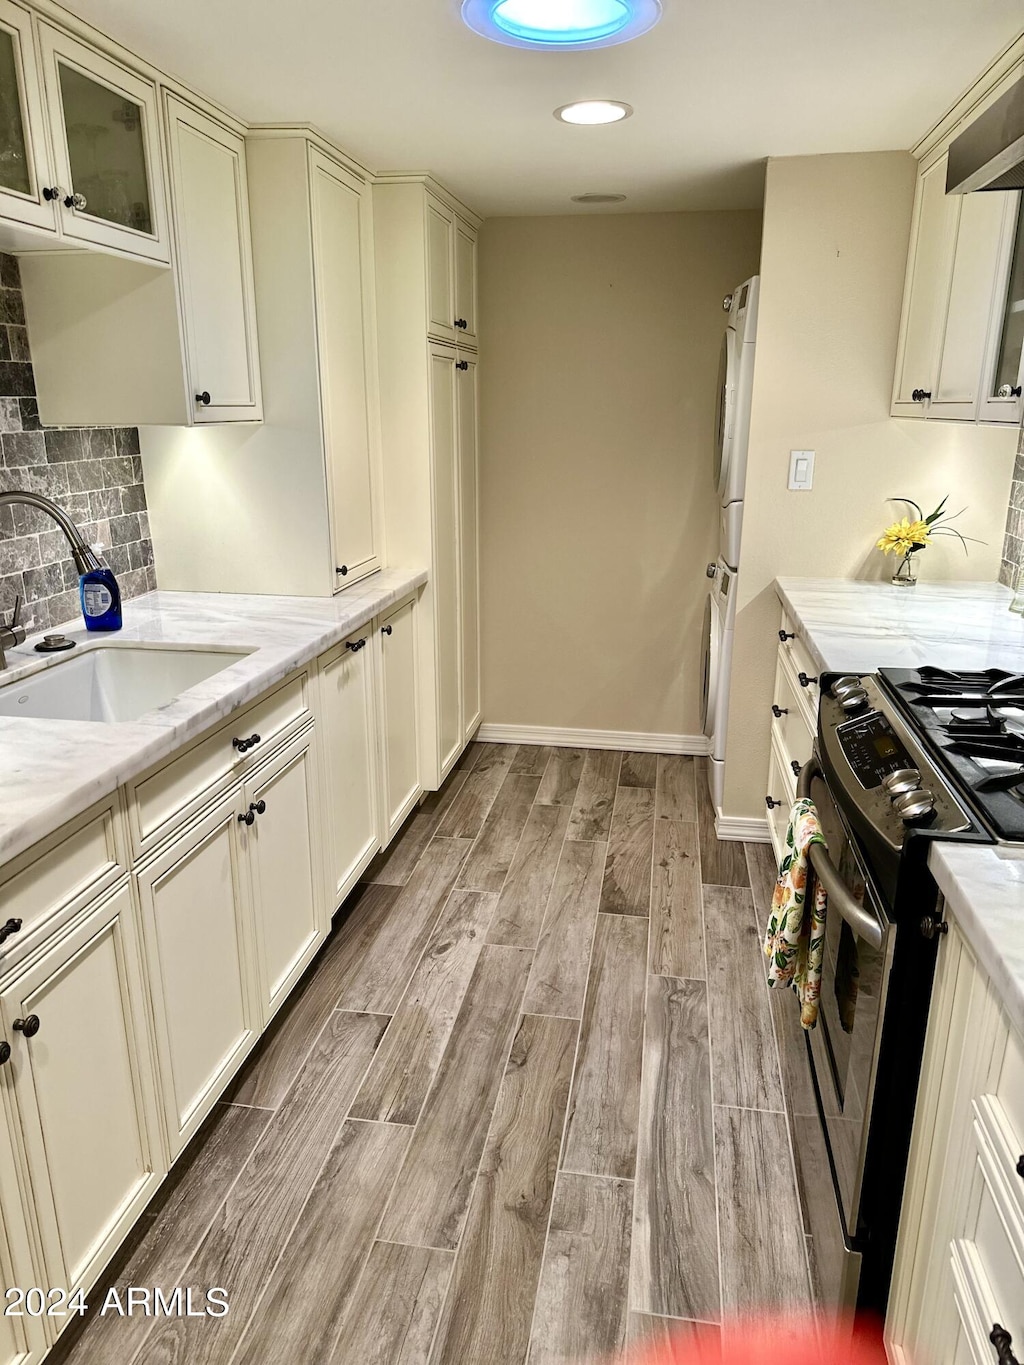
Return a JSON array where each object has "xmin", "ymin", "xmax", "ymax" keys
[
  {"xmin": 571, "ymin": 192, "xmax": 627, "ymax": 203},
  {"xmin": 555, "ymin": 100, "xmax": 633, "ymax": 125},
  {"xmin": 461, "ymin": 0, "xmax": 661, "ymax": 50}
]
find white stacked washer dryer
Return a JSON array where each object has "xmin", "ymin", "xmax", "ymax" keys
[{"xmin": 701, "ymin": 276, "xmax": 759, "ymax": 810}]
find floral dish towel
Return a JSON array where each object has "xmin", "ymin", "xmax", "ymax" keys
[{"xmin": 763, "ymin": 797, "xmax": 828, "ymax": 1030}]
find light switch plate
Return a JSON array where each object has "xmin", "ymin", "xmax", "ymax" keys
[{"xmin": 788, "ymin": 449, "xmax": 815, "ymax": 491}]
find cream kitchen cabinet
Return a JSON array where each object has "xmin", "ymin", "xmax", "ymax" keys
[
  {"xmin": 242, "ymin": 724, "xmax": 326, "ymax": 1022},
  {"xmin": 893, "ymin": 147, "xmax": 1023, "ymax": 425},
  {"xmin": 135, "ymin": 793, "xmax": 260, "ymax": 1157},
  {"xmin": 424, "ymin": 194, "xmax": 479, "ymax": 348},
  {"xmin": 0, "ymin": 1090, "xmax": 46, "ymax": 1362},
  {"xmin": 0, "ymin": 0, "xmax": 57, "ymax": 245},
  {"xmin": 887, "ymin": 912, "xmax": 1024, "ymax": 1365},
  {"xmin": 35, "ymin": 20, "xmax": 169, "ymax": 263},
  {"xmin": 454, "ymin": 216, "xmax": 478, "ymax": 347},
  {"xmin": 765, "ymin": 604, "xmax": 818, "ymax": 864},
  {"xmin": 379, "ymin": 593, "xmax": 422, "ymax": 839},
  {"xmin": 317, "ymin": 626, "xmax": 382, "ymax": 911},
  {"xmin": 0, "ymin": 882, "xmax": 163, "ymax": 1310},
  {"xmin": 374, "ymin": 177, "xmax": 483, "ymax": 787},
  {"xmin": 163, "ymin": 93, "xmax": 262, "ymax": 422}
]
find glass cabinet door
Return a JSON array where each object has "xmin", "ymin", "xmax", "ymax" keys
[
  {"xmin": 37, "ymin": 22, "xmax": 169, "ymax": 262},
  {"xmin": 0, "ymin": 0, "xmax": 57, "ymax": 233},
  {"xmin": 980, "ymin": 193, "xmax": 1024, "ymax": 425}
]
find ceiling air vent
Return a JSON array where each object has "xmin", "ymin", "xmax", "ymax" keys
[{"xmin": 571, "ymin": 192, "xmax": 627, "ymax": 203}]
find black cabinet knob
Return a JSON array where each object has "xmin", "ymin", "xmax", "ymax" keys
[
  {"xmin": 798, "ymin": 672, "xmax": 818, "ymax": 688},
  {"xmin": 454, "ymin": 318, "xmax": 468, "ymax": 329},
  {"xmin": 911, "ymin": 388, "xmax": 932, "ymax": 403},
  {"xmin": 456, "ymin": 360, "xmax": 469, "ymax": 371},
  {"xmin": 0, "ymin": 917, "xmax": 23, "ymax": 945},
  {"xmin": 766, "ymin": 796, "xmax": 782, "ymax": 810},
  {"xmin": 0, "ymin": 1042, "xmax": 9, "ymax": 1065},
  {"xmin": 13, "ymin": 1015, "xmax": 39, "ymax": 1037},
  {"xmin": 1016, "ymin": 1153, "xmax": 1024, "ymax": 1179},
  {"xmin": 778, "ymin": 630, "xmax": 795, "ymax": 642},
  {"xmin": 919, "ymin": 916, "xmax": 949, "ymax": 941},
  {"xmin": 771, "ymin": 705, "xmax": 788, "ymax": 718},
  {"xmin": 195, "ymin": 391, "xmax": 211, "ymax": 406},
  {"xmin": 990, "ymin": 1325, "xmax": 1019, "ymax": 1365},
  {"xmin": 238, "ymin": 809, "xmax": 255, "ymax": 826},
  {"xmin": 1013, "ymin": 386, "xmax": 1023, "ymax": 399},
  {"xmin": 336, "ymin": 565, "xmax": 348, "ymax": 576},
  {"xmin": 63, "ymin": 192, "xmax": 87, "ymax": 210},
  {"xmin": 42, "ymin": 186, "xmax": 61, "ymax": 201},
  {"xmin": 382, "ymin": 624, "xmax": 393, "ymax": 635},
  {"xmin": 251, "ymin": 800, "xmax": 266, "ymax": 816},
  {"xmin": 232, "ymin": 733, "xmax": 261, "ymax": 754},
  {"xmin": 790, "ymin": 760, "xmax": 802, "ymax": 776}
]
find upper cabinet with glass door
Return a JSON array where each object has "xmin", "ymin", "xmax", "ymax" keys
[
  {"xmin": 35, "ymin": 21, "xmax": 170, "ymax": 263},
  {"xmin": 0, "ymin": 0, "xmax": 58, "ymax": 242},
  {"xmin": 978, "ymin": 197, "xmax": 1024, "ymax": 425}
]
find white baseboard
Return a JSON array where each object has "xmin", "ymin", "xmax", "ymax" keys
[
  {"xmin": 715, "ymin": 813, "xmax": 771, "ymax": 843},
  {"xmin": 474, "ymin": 724, "xmax": 711, "ymax": 755}
]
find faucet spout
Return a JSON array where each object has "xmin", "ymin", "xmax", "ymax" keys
[{"xmin": 0, "ymin": 491, "xmax": 103, "ymax": 576}]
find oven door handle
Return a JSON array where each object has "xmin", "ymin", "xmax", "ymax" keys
[{"xmin": 797, "ymin": 759, "xmax": 884, "ymax": 951}]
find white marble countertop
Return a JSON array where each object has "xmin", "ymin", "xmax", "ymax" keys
[
  {"xmin": 929, "ymin": 842, "xmax": 1024, "ymax": 1040},
  {"xmin": 0, "ymin": 568, "xmax": 426, "ymax": 868},
  {"xmin": 775, "ymin": 577, "xmax": 1024, "ymax": 675}
]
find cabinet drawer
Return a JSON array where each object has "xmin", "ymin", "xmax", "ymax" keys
[
  {"xmin": 778, "ymin": 609, "xmax": 821, "ymax": 718},
  {"xmin": 0, "ymin": 798, "xmax": 125, "ymax": 972},
  {"xmin": 772, "ymin": 660, "xmax": 815, "ymax": 778},
  {"xmin": 129, "ymin": 673, "xmax": 310, "ymax": 854}
]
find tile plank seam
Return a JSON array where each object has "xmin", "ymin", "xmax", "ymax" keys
[{"xmin": 695, "ymin": 801, "xmax": 726, "ymax": 1326}]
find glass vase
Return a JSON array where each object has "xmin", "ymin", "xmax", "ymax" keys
[{"xmin": 891, "ymin": 552, "xmax": 919, "ymax": 587}]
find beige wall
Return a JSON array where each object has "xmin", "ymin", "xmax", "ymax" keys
[
  {"xmin": 723, "ymin": 152, "xmax": 1018, "ymax": 817},
  {"xmin": 478, "ymin": 211, "xmax": 762, "ymax": 738}
]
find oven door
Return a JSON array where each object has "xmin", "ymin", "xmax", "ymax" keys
[{"xmin": 777, "ymin": 759, "xmax": 895, "ymax": 1313}]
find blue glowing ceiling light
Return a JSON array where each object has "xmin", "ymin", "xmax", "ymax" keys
[{"xmin": 461, "ymin": 0, "xmax": 661, "ymax": 50}]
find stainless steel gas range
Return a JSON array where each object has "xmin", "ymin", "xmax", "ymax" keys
[{"xmin": 780, "ymin": 666, "xmax": 1023, "ymax": 1320}]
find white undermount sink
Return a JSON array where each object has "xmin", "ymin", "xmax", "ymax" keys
[{"xmin": 0, "ymin": 644, "xmax": 253, "ymax": 723}]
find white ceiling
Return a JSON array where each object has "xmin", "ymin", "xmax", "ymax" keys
[{"xmin": 68, "ymin": 0, "xmax": 1024, "ymax": 217}]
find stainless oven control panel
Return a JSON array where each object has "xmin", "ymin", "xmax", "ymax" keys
[{"xmin": 819, "ymin": 676, "xmax": 973, "ymax": 852}]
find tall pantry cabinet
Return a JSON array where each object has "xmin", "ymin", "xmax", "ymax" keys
[{"xmin": 373, "ymin": 178, "xmax": 482, "ymax": 789}]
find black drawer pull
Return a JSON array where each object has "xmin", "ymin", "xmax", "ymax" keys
[
  {"xmin": 790, "ymin": 760, "xmax": 802, "ymax": 776},
  {"xmin": 238, "ymin": 809, "xmax": 255, "ymax": 826},
  {"xmin": 456, "ymin": 360, "xmax": 469, "ymax": 371},
  {"xmin": 766, "ymin": 796, "xmax": 782, "ymax": 810},
  {"xmin": 336, "ymin": 565, "xmax": 348, "ymax": 576},
  {"xmin": 382, "ymin": 624, "xmax": 393, "ymax": 636},
  {"xmin": 778, "ymin": 629, "xmax": 795, "ymax": 642},
  {"xmin": 771, "ymin": 704, "xmax": 788, "ymax": 718},
  {"xmin": 13, "ymin": 1015, "xmax": 39, "ymax": 1037},
  {"xmin": 798, "ymin": 672, "xmax": 818, "ymax": 688},
  {"xmin": 195, "ymin": 390, "xmax": 211, "ymax": 406},
  {"xmin": 345, "ymin": 639, "xmax": 366, "ymax": 652},
  {"xmin": 911, "ymin": 388, "xmax": 931, "ymax": 403},
  {"xmin": 0, "ymin": 918, "xmax": 23, "ymax": 945},
  {"xmin": 232, "ymin": 733, "xmax": 261, "ymax": 754},
  {"xmin": 990, "ymin": 1325, "xmax": 1019, "ymax": 1365}
]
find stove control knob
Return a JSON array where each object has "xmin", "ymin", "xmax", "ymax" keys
[
  {"xmin": 894, "ymin": 789, "xmax": 935, "ymax": 821},
  {"xmin": 831, "ymin": 676, "xmax": 863, "ymax": 699},
  {"xmin": 837, "ymin": 687, "xmax": 869, "ymax": 711},
  {"xmin": 882, "ymin": 769, "xmax": 921, "ymax": 796}
]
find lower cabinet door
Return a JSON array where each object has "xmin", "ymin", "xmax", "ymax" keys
[
  {"xmin": 379, "ymin": 596, "xmax": 421, "ymax": 839},
  {"xmin": 244, "ymin": 728, "xmax": 325, "ymax": 1021},
  {"xmin": 0, "ymin": 884, "xmax": 163, "ymax": 1302},
  {"xmin": 318, "ymin": 630, "xmax": 380, "ymax": 910},
  {"xmin": 0, "ymin": 1104, "xmax": 46, "ymax": 1362},
  {"xmin": 135, "ymin": 796, "xmax": 260, "ymax": 1156}
]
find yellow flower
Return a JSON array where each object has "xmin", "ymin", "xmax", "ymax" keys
[{"xmin": 877, "ymin": 517, "xmax": 932, "ymax": 557}]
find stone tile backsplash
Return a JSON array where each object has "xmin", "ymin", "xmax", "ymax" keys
[
  {"xmin": 0, "ymin": 252, "xmax": 155, "ymax": 633},
  {"xmin": 999, "ymin": 421, "xmax": 1024, "ymax": 588}
]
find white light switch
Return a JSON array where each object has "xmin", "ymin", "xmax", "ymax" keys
[{"xmin": 788, "ymin": 449, "xmax": 815, "ymax": 490}]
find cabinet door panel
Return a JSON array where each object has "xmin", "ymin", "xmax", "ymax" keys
[
  {"xmin": 318, "ymin": 631, "xmax": 380, "ymax": 908},
  {"xmin": 165, "ymin": 96, "xmax": 261, "ymax": 421},
  {"xmin": 311, "ymin": 151, "xmax": 380, "ymax": 586},
  {"xmin": 428, "ymin": 346, "xmax": 462, "ymax": 776},
  {"xmin": 932, "ymin": 190, "xmax": 1008, "ymax": 420},
  {"xmin": 426, "ymin": 199, "xmax": 456, "ymax": 342},
  {"xmin": 135, "ymin": 798, "xmax": 258, "ymax": 1155},
  {"xmin": 1, "ymin": 885, "xmax": 161, "ymax": 1294},
  {"xmin": 380, "ymin": 596, "xmax": 420, "ymax": 837},
  {"xmin": 245, "ymin": 732, "xmax": 324, "ymax": 1019},
  {"xmin": 457, "ymin": 353, "xmax": 480, "ymax": 739},
  {"xmin": 893, "ymin": 153, "xmax": 959, "ymax": 415},
  {"xmin": 979, "ymin": 195, "xmax": 1024, "ymax": 426},
  {"xmin": 454, "ymin": 218, "xmax": 477, "ymax": 346},
  {"xmin": 0, "ymin": 0, "xmax": 56, "ymax": 234},
  {"xmin": 36, "ymin": 23, "xmax": 168, "ymax": 262},
  {"xmin": 0, "ymin": 1105, "xmax": 45, "ymax": 1361}
]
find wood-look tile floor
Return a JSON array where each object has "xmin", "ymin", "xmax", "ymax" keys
[{"xmin": 54, "ymin": 744, "xmax": 812, "ymax": 1365}]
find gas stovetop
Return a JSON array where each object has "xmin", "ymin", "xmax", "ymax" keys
[{"xmin": 880, "ymin": 666, "xmax": 1024, "ymax": 843}]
